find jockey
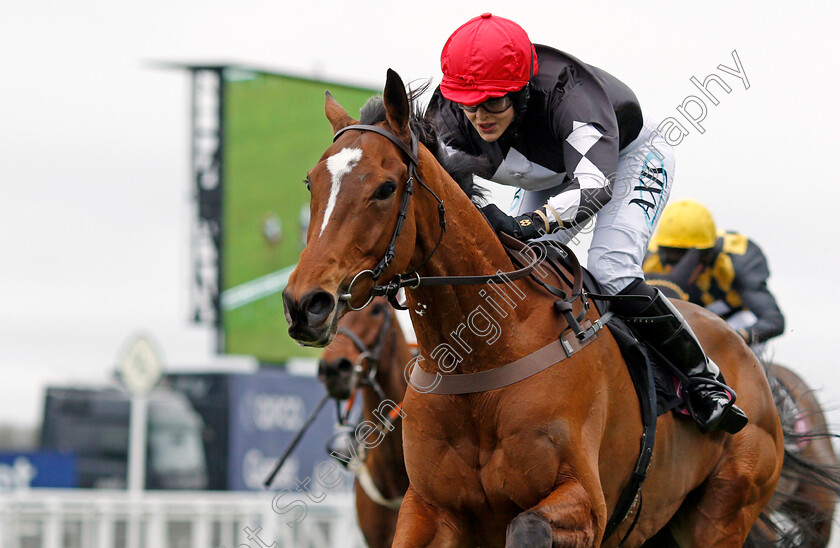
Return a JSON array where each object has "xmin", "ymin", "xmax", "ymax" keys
[
  {"xmin": 428, "ymin": 13, "xmax": 747, "ymax": 434},
  {"xmin": 644, "ymin": 199, "xmax": 785, "ymax": 349}
]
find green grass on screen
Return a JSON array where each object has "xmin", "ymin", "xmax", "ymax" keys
[{"xmin": 223, "ymin": 71, "xmax": 377, "ymax": 363}]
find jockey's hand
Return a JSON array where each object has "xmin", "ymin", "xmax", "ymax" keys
[
  {"xmin": 480, "ymin": 204, "xmax": 539, "ymax": 240},
  {"xmin": 666, "ymin": 247, "xmax": 704, "ymax": 287}
]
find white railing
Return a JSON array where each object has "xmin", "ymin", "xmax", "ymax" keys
[{"xmin": 0, "ymin": 489, "xmax": 366, "ymax": 548}]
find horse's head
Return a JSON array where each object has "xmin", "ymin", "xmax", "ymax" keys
[
  {"xmin": 317, "ymin": 297, "xmax": 393, "ymax": 400},
  {"xmin": 283, "ymin": 69, "xmax": 419, "ymax": 347}
]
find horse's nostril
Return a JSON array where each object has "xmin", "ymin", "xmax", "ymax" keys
[
  {"xmin": 336, "ymin": 358, "xmax": 353, "ymax": 372},
  {"xmin": 308, "ymin": 292, "xmax": 333, "ymax": 315},
  {"xmin": 303, "ymin": 291, "xmax": 335, "ymax": 325}
]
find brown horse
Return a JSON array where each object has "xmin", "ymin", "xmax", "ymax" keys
[
  {"xmin": 320, "ymin": 304, "xmax": 840, "ymax": 548},
  {"xmin": 317, "ymin": 297, "xmax": 411, "ymax": 548},
  {"xmin": 282, "ymin": 69, "xmax": 784, "ymax": 547},
  {"xmin": 746, "ymin": 362, "xmax": 840, "ymax": 547},
  {"xmin": 644, "ymin": 272, "xmax": 840, "ymax": 546}
]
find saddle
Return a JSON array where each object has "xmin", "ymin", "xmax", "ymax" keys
[
  {"xmin": 580, "ymin": 268, "xmax": 683, "ymax": 417},
  {"xmin": 525, "ymin": 241, "xmax": 685, "ymax": 417}
]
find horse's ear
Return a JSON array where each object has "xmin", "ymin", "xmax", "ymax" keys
[
  {"xmin": 383, "ymin": 69, "xmax": 410, "ymax": 140},
  {"xmin": 325, "ymin": 91, "xmax": 358, "ymax": 134}
]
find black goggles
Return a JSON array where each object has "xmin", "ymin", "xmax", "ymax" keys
[{"xmin": 457, "ymin": 95, "xmax": 513, "ymax": 114}]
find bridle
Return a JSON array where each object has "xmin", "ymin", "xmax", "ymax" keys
[
  {"xmin": 333, "ymin": 124, "xmax": 444, "ymax": 310},
  {"xmin": 334, "ymin": 302, "xmax": 396, "ymax": 415},
  {"xmin": 332, "ymin": 123, "xmax": 540, "ymax": 311}
]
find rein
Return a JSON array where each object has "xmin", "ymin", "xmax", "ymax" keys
[{"xmin": 332, "ymin": 124, "xmax": 539, "ymax": 310}]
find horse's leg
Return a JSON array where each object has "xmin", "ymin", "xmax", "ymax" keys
[
  {"xmin": 506, "ymin": 480, "xmax": 602, "ymax": 548},
  {"xmin": 669, "ymin": 440, "xmax": 780, "ymax": 547},
  {"xmin": 392, "ymin": 486, "xmax": 470, "ymax": 547}
]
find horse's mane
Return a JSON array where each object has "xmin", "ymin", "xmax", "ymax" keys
[{"xmin": 359, "ymin": 82, "xmax": 491, "ymax": 205}]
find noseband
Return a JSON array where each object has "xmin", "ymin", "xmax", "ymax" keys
[
  {"xmin": 335, "ymin": 304, "xmax": 395, "ymax": 404},
  {"xmin": 332, "ymin": 124, "xmax": 539, "ymax": 311}
]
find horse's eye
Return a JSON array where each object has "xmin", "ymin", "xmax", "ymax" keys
[
  {"xmin": 303, "ymin": 178, "xmax": 311, "ymax": 192},
  {"xmin": 373, "ymin": 181, "xmax": 396, "ymax": 200}
]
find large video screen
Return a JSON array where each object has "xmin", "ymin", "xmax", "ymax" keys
[{"xmin": 221, "ymin": 71, "xmax": 378, "ymax": 363}]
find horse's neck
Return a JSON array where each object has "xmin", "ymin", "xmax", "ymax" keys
[{"xmin": 405, "ymin": 156, "xmax": 558, "ymax": 372}]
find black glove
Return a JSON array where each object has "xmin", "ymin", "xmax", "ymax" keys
[
  {"xmin": 645, "ymin": 247, "xmax": 703, "ymax": 300},
  {"xmin": 480, "ymin": 204, "xmax": 540, "ymax": 241},
  {"xmin": 665, "ymin": 247, "xmax": 703, "ymax": 287}
]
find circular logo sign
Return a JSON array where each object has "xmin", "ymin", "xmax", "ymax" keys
[{"xmin": 117, "ymin": 335, "xmax": 163, "ymax": 395}]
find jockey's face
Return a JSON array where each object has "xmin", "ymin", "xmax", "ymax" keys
[
  {"xmin": 463, "ymin": 98, "xmax": 515, "ymax": 142},
  {"xmin": 658, "ymin": 247, "xmax": 688, "ymax": 268},
  {"xmin": 659, "ymin": 246, "xmax": 716, "ymax": 270}
]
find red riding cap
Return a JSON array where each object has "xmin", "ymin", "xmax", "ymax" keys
[{"xmin": 440, "ymin": 13, "xmax": 539, "ymax": 106}]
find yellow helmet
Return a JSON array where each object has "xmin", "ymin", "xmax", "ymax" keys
[{"xmin": 652, "ymin": 199, "xmax": 717, "ymax": 249}]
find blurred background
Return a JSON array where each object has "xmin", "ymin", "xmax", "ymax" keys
[{"xmin": 1, "ymin": 1, "xmax": 838, "ymax": 546}]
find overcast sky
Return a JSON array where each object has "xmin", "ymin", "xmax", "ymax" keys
[{"xmin": 1, "ymin": 0, "xmax": 839, "ymax": 463}]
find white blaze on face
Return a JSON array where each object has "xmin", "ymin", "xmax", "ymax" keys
[{"xmin": 320, "ymin": 147, "xmax": 363, "ymax": 237}]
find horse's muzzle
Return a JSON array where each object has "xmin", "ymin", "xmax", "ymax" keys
[
  {"xmin": 317, "ymin": 357, "xmax": 355, "ymax": 400},
  {"xmin": 283, "ymin": 288, "xmax": 337, "ymax": 346}
]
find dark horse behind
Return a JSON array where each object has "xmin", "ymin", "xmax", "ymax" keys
[
  {"xmin": 745, "ymin": 362, "xmax": 840, "ymax": 548},
  {"xmin": 317, "ymin": 297, "xmax": 413, "ymax": 548}
]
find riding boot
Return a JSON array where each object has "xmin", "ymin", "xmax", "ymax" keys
[{"xmin": 614, "ymin": 279, "xmax": 748, "ymax": 434}]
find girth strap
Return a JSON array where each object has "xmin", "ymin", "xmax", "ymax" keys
[
  {"xmin": 352, "ymin": 459, "xmax": 404, "ymax": 510},
  {"xmin": 601, "ymin": 320, "xmax": 658, "ymax": 543},
  {"xmin": 346, "ymin": 443, "xmax": 403, "ymax": 510}
]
